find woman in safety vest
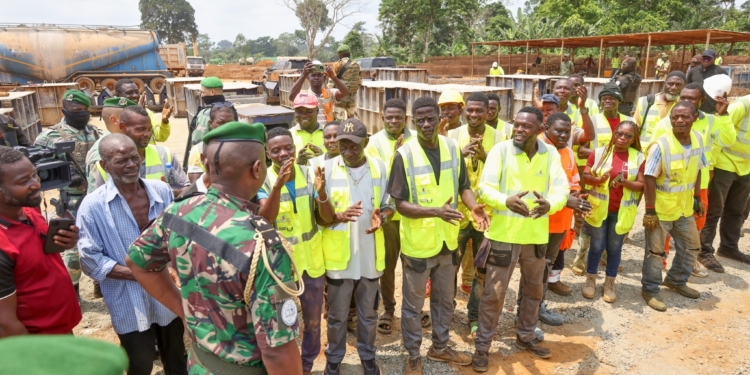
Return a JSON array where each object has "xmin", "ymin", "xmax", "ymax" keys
[{"xmin": 581, "ymin": 121, "xmax": 645, "ymax": 302}]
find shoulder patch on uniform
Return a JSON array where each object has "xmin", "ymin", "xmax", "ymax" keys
[{"xmin": 281, "ymin": 299, "xmax": 298, "ymax": 326}]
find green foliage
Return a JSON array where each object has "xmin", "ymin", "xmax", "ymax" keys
[
  {"xmin": 342, "ymin": 29, "xmax": 366, "ymax": 58},
  {"xmin": 139, "ymin": 0, "xmax": 198, "ymax": 44}
]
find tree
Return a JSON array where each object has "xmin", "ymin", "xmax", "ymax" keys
[
  {"xmin": 139, "ymin": 0, "xmax": 198, "ymax": 44},
  {"xmin": 342, "ymin": 28, "xmax": 365, "ymax": 58},
  {"xmin": 187, "ymin": 33, "xmax": 214, "ymax": 59},
  {"xmin": 284, "ymin": 0, "xmax": 364, "ymax": 59},
  {"xmin": 250, "ymin": 36, "xmax": 277, "ymax": 57},
  {"xmin": 275, "ymin": 33, "xmax": 301, "ymax": 56},
  {"xmin": 217, "ymin": 40, "xmax": 233, "ymax": 51},
  {"xmin": 234, "ymin": 34, "xmax": 250, "ymax": 57},
  {"xmin": 535, "ymin": 0, "xmax": 602, "ymax": 36}
]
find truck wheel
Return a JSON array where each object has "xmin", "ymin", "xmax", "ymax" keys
[
  {"xmin": 75, "ymin": 77, "xmax": 96, "ymax": 92},
  {"xmin": 101, "ymin": 78, "xmax": 117, "ymax": 92},
  {"xmin": 131, "ymin": 78, "xmax": 146, "ymax": 94},
  {"xmin": 149, "ymin": 77, "xmax": 166, "ymax": 93}
]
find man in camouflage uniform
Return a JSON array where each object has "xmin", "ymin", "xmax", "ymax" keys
[
  {"xmin": 127, "ymin": 122, "xmax": 304, "ymax": 375},
  {"xmin": 190, "ymin": 77, "xmax": 226, "ymax": 147},
  {"xmin": 34, "ymin": 89, "xmax": 102, "ymax": 294},
  {"xmin": 332, "ymin": 44, "xmax": 362, "ymax": 120}
]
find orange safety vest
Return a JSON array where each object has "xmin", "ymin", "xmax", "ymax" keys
[
  {"xmin": 544, "ymin": 136, "xmax": 580, "ymax": 234},
  {"xmin": 320, "ymin": 88, "xmax": 335, "ymax": 122}
]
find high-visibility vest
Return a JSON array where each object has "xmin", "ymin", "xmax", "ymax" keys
[
  {"xmin": 364, "ymin": 128, "xmax": 413, "ymax": 221},
  {"xmin": 291, "ymin": 123, "xmax": 325, "ymax": 152},
  {"xmin": 397, "ymin": 136, "xmax": 462, "ymax": 258},
  {"xmin": 321, "ymin": 156, "xmax": 386, "ymax": 271},
  {"xmin": 570, "ymin": 99, "xmax": 600, "ymax": 167},
  {"xmin": 263, "ymin": 164, "xmax": 325, "ymax": 277},
  {"xmin": 635, "ymin": 94, "xmax": 676, "ymax": 145},
  {"xmin": 318, "ymin": 88, "xmax": 335, "ymax": 122},
  {"xmin": 611, "ymin": 57, "xmax": 621, "ymax": 69},
  {"xmin": 97, "ymin": 144, "xmax": 171, "ymax": 182},
  {"xmin": 591, "ymin": 112, "xmax": 634, "ymax": 149},
  {"xmin": 489, "ymin": 67, "xmax": 504, "ymax": 76},
  {"xmin": 448, "ymin": 125, "xmax": 502, "ymax": 229},
  {"xmin": 653, "ymin": 130, "xmax": 704, "ymax": 221},
  {"xmin": 716, "ymin": 96, "xmax": 750, "ymax": 176},
  {"xmin": 585, "ymin": 147, "xmax": 644, "ymax": 234}
]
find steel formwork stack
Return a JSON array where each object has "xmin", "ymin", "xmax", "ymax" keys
[
  {"xmin": 374, "ymin": 68, "xmax": 429, "ymax": 83},
  {"xmin": 0, "ymin": 91, "xmax": 42, "ymax": 141},
  {"xmin": 183, "ymin": 82, "xmax": 265, "ymax": 125},
  {"xmin": 165, "ymin": 77, "xmax": 203, "ymax": 118},
  {"xmin": 279, "ymin": 74, "xmax": 310, "ymax": 109}
]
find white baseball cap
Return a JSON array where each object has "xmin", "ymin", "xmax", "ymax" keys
[{"xmin": 492, "ymin": 62, "xmax": 498, "ymax": 68}]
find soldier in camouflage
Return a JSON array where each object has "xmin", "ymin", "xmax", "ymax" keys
[
  {"xmin": 190, "ymin": 77, "xmax": 226, "ymax": 147},
  {"xmin": 332, "ymin": 44, "xmax": 362, "ymax": 120},
  {"xmin": 34, "ymin": 89, "xmax": 102, "ymax": 293},
  {"xmin": 127, "ymin": 122, "xmax": 304, "ymax": 375}
]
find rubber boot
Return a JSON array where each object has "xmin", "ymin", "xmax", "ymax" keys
[
  {"xmin": 582, "ymin": 273, "xmax": 597, "ymax": 299},
  {"xmin": 572, "ymin": 233, "xmax": 590, "ymax": 276},
  {"xmin": 602, "ymin": 276, "xmax": 617, "ymax": 303}
]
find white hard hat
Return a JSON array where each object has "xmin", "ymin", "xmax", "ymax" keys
[{"xmin": 492, "ymin": 62, "xmax": 498, "ymax": 68}]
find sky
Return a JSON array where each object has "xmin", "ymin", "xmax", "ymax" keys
[{"xmin": 2, "ymin": 0, "xmax": 526, "ymax": 44}]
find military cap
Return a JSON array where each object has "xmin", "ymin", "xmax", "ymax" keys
[
  {"xmin": 200, "ymin": 77, "xmax": 223, "ymax": 89},
  {"xmin": 203, "ymin": 121, "xmax": 266, "ymax": 145},
  {"xmin": 63, "ymin": 89, "xmax": 91, "ymax": 108},
  {"xmin": 337, "ymin": 44, "xmax": 350, "ymax": 53},
  {"xmin": 103, "ymin": 97, "xmax": 137, "ymax": 108},
  {"xmin": 0, "ymin": 335, "xmax": 128, "ymax": 375}
]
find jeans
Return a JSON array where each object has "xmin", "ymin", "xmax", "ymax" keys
[
  {"xmin": 587, "ymin": 212, "xmax": 625, "ymax": 277},
  {"xmin": 642, "ymin": 215, "xmax": 701, "ymax": 295},
  {"xmin": 117, "ymin": 318, "xmax": 186, "ymax": 375},
  {"xmin": 325, "ymin": 277, "xmax": 379, "ymax": 363},
  {"xmin": 379, "ymin": 221, "xmax": 401, "ymax": 313},
  {"xmin": 456, "ymin": 224, "xmax": 484, "ymax": 300},
  {"xmin": 700, "ymin": 168, "xmax": 750, "ymax": 257}
]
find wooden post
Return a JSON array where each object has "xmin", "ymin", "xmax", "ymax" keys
[
  {"xmin": 525, "ymin": 41, "xmax": 530, "ymax": 74},
  {"xmin": 471, "ymin": 44, "xmax": 475, "ymax": 77},
  {"xmin": 597, "ymin": 37, "xmax": 604, "ymax": 78},
  {"xmin": 729, "ymin": 41, "xmax": 735, "ymax": 55},
  {"xmin": 560, "ymin": 40, "xmax": 565, "ymax": 62},
  {"xmin": 508, "ymin": 47, "xmax": 512, "ymax": 74},
  {"xmin": 497, "ymin": 44, "xmax": 501, "ymax": 68},
  {"xmin": 681, "ymin": 44, "xmax": 687, "ymax": 73},
  {"xmin": 706, "ymin": 31, "xmax": 711, "ymax": 49},
  {"xmin": 644, "ymin": 35, "xmax": 652, "ymax": 79}
]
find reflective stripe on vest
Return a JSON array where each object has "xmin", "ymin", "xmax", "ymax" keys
[
  {"xmin": 638, "ymin": 95, "xmax": 662, "ymax": 144},
  {"xmin": 321, "ymin": 156, "xmax": 387, "ymax": 271},
  {"xmin": 720, "ymin": 98, "xmax": 750, "ymax": 160},
  {"xmin": 654, "ymin": 130, "xmax": 704, "ymax": 221},
  {"xmin": 592, "ymin": 113, "xmax": 634, "ymax": 148},
  {"xmin": 490, "ymin": 141, "xmax": 553, "ymax": 218},
  {"xmin": 584, "ymin": 147, "xmax": 643, "ymax": 234}
]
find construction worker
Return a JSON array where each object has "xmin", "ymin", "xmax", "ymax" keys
[
  {"xmin": 687, "ymin": 56, "xmax": 700, "ymax": 76},
  {"xmin": 332, "ymin": 44, "xmax": 362, "ymax": 120},
  {"xmin": 309, "ymin": 121, "xmax": 341, "ymax": 169},
  {"xmin": 320, "ymin": 119, "xmax": 394, "ymax": 375},
  {"xmin": 113, "ymin": 79, "xmax": 172, "ymax": 144},
  {"xmin": 290, "ymin": 61, "xmax": 350, "ymax": 124},
  {"xmin": 257, "ymin": 126, "xmax": 336, "ymax": 375},
  {"xmin": 364, "ymin": 98, "xmax": 413, "ymax": 335},
  {"xmin": 698, "ymin": 94, "xmax": 750, "ymax": 272},
  {"xmin": 127, "ymin": 122, "xmax": 305, "ymax": 374},
  {"xmin": 687, "ymin": 49, "xmax": 729, "ymax": 114},
  {"xmin": 581, "ymin": 120, "xmax": 644, "ymax": 302},
  {"xmin": 559, "ymin": 54, "xmax": 574, "ymax": 76},
  {"xmin": 471, "ymin": 107, "xmax": 569, "ymax": 371},
  {"xmin": 715, "ymin": 53, "xmax": 723, "ymax": 65},
  {"xmin": 584, "ymin": 55, "xmax": 596, "ymax": 76},
  {"xmin": 186, "ymin": 104, "xmax": 238, "ymax": 183},
  {"xmin": 634, "ymin": 71, "xmax": 686, "ymax": 145},
  {"xmin": 652, "ymin": 83, "xmax": 734, "ymax": 277},
  {"xmin": 489, "ymin": 62, "xmax": 504, "ymax": 76},
  {"xmin": 610, "ymin": 53, "xmax": 621, "ymax": 70},
  {"xmin": 290, "ymin": 92, "xmax": 327, "ymax": 165},
  {"xmin": 568, "ymin": 74, "xmax": 600, "ymax": 171},
  {"xmin": 387, "ymin": 96, "xmax": 489, "ymax": 375},
  {"xmin": 33, "ymin": 89, "xmax": 102, "ymax": 295},
  {"xmin": 438, "ymin": 89, "xmax": 465, "ymax": 133},
  {"xmin": 654, "ymin": 53, "xmax": 671, "ymax": 80},
  {"xmin": 446, "ymin": 92, "xmax": 504, "ymax": 338},
  {"xmin": 486, "ymin": 93, "xmax": 511, "ymax": 136},
  {"xmin": 612, "ymin": 57, "xmax": 642, "ymax": 116},
  {"xmin": 641, "ymin": 101, "xmax": 707, "ymax": 311}
]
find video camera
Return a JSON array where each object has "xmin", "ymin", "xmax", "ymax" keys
[{"xmin": 1, "ymin": 124, "xmax": 73, "ymax": 192}]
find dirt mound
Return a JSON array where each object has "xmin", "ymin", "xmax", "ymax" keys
[
  {"xmin": 203, "ymin": 64, "xmax": 266, "ymax": 81},
  {"xmin": 256, "ymin": 59, "xmax": 274, "ymax": 67}
]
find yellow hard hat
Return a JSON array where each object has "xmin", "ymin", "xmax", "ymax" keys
[{"xmin": 438, "ymin": 90, "xmax": 465, "ymax": 107}]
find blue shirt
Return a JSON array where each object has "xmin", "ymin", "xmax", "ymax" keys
[
  {"xmin": 259, "ymin": 181, "xmax": 317, "ymax": 212},
  {"xmin": 77, "ymin": 178, "xmax": 177, "ymax": 334}
]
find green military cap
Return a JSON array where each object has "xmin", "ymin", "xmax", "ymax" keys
[
  {"xmin": 103, "ymin": 97, "xmax": 137, "ymax": 108},
  {"xmin": 200, "ymin": 76, "xmax": 223, "ymax": 89},
  {"xmin": 203, "ymin": 121, "xmax": 266, "ymax": 145},
  {"xmin": 0, "ymin": 335, "xmax": 128, "ymax": 375},
  {"xmin": 63, "ymin": 89, "xmax": 91, "ymax": 108},
  {"xmin": 337, "ymin": 44, "xmax": 350, "ymax": 53}
]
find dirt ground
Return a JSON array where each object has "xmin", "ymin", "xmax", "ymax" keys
[
  {"xmin": 202, "ymin": 60, "xmax": 272, "ymax": 81},
  {"xmin": 63, "ymin": 110, "xmax": 750, "ymax": 375}
]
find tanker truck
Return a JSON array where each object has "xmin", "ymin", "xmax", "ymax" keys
[{"xmin": 0, "ymin": 24, "xmax": 187, "ymax": 104}]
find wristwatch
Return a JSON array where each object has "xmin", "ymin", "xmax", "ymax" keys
[
  {"xmin": 580, "ymin": 108, "xmax": 589, "ymax": 115},
  {"xmin": 380, "ymin": 212, "xmax": 389, "ymax": 224}
]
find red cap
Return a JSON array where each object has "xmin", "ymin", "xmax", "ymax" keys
[{"xmin": 293, "ymin": 92, "xmax": 319, "ymax": 108}]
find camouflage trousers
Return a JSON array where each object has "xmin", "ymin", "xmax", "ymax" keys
[
  {"xmin": 334, "ymin": 102, "xmax": 357, "ymax": 121},
  {"xmin": 63, "ymin": 196, "xmax": 83, "ymax": 286}
]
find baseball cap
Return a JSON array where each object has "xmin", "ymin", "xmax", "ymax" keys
[
  {"xmin": 336, "ymin": 118, "xmax": 368, "ymax": 143},
  {"xmin": 541, "ymin": 94, "xmax": 560, "ymax": 106},
  {"xmin": 293, "ymin": 92, "xmax": 319, "ymax": 108},
  {"xmin": 702, "ymin": 49, "xmax": 717, "ymax": 58}
]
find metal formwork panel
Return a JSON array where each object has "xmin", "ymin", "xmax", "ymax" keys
[
  {"xmin": 486, "ymin": 74, "xmax": 558, "ymax": 118},
  {"xmin": 0, "ymin": 91, "xmax": 42, "ymax": 141},
  {"xmin": 375, "ymin": 68, "xmax": 429, "ymax": 83},
  {"xmin": 183, "ymin": 82, "xmax": 263, "ymax": 125},
  {"xmin": 279, "ymin": 74, "xmax": 310, "ymax": 109},
  {"xmin": 165, "ymin": 77, "xmax": 202, "ymax": 117},
  {"xmin": 19, "ymin": 83, "xmax": 77, "ymax": 127},
  {"xmin": 549, "ymin": 77, "xmax": 664, "ymax": 105}
]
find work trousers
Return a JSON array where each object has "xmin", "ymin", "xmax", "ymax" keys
[
  {"xmin": 117, "ymin": 318, "xmax": 186, "ymax": 375},
  {"xmin": 476, "ymin": 243, "xmax": 546, "ymax": 352},
  {"xmin": 642, "ymin": 215, "xmax": 700, "ymax": 296},
  {"xmin": 700, "ymin": 168, "xmax": 750, "ymax": 257},
  {"xmin": 325, "ymin": 277, "xmax": 380, "ymax": 363},
  {"xmin": 456, "ymin": 223, "xmax": 484, "ymax": 298},
  {"xmin": 379, "ymin": 221, "xmax": 401, "ymax": 314},
  {"xmin": 300, "ymin": 272, "xmax": 325, "ymax": 372},
  {"xmin": 517, "ymin": 233, "xmax": 565, "ymax": 309},
  {"xmin": 401, "ymin": 251, "xmax": 456, "ymax": 358}
]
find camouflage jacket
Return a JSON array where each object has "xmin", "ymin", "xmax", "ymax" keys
[
  {"xmin": 34, "ymin": 119, "xmax": 102, "ymax": 195},
  {"xmin": 190, "ymin": 107, "xmax": 212, "ymax": 147},
  {"xmin": 128, "ymin": 187, "xmax": 299, "ymax": 374},
  {"xmin": 333, "ymin": 57, "xmax": 362, "ymax": 104}
]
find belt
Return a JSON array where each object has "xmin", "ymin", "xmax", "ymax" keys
[{"xmin": 189, "ymin": 343, "xmax": 267, "ymax": 375}]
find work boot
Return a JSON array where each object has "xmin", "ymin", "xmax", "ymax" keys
[
  {"xmin": 602, "ymin": 276, "xmax": 617, "ymax": 303},
  {"xmin": 571, "ymin": 235, "xmax": 590, "ymax": 276},
  {"xmin": 691, "ymin": 260, "xmax": 708, "ymax": 278},
  {"xmin": 404, "ymin": 356, "xmax": 423, "ymax": 375},
  {"xmin": 361, "ymin": 359, "xmax": 381, "ymax": 375},
  {"xmin": 582, "ymin": 273, "xmax": 597, "ymax": 299},
  {"xmin": 515, "ymin": 335, "xmax": 551, "ymax": 359},
  {"xmin": 717, "ymin": 248, "xmax": 750, "ymax": 265},
  {"xmin": 324, "ymin": 361, "xmax": 340, "ymax": 375},
  {"xmin": 662, "ymin": 280, "xmax": 700, "ymax": 299},
  {"xmin": 426, "ymin": 346, "xmax": 472, "ymax": 365},
  {"xmin": 538, "ymin": 302, "xmax": 564, "ymax": 326},
  {"xmin": 93, "ymin": 281, "xmax": 103, "ymax": 299},
  {"xmin": 471, "ymin": 350, "xmax": 489, "ymax": 372},
  {"xmin": 548, "ymin": 280, "xmax": 572, "ymax": 296},
  {"xmin": 642, "ymin": 292, "xmax": 667, "ymax": 312},
  {"xmin": 699, "ymin": 254, "xmax": 725, "ymax": 273}
]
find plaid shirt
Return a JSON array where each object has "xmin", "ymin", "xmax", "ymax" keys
[{"xmin": 77, "ymin": 178, "xmax": 176, "ymax": 334}]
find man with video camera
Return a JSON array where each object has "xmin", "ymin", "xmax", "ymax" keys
[{"xmin": 34, "ymin": 89, "xmax": 102, "ymax": 297}]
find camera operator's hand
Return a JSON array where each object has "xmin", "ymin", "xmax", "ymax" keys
[{"xmin": 54, "ymin": 225, "xmax": 79, "ymax": 250}]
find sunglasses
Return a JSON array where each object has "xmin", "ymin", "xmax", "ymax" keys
[
  {"xmin": 615, "ymin": 131, "xmax": 634, "ymax": 140},
  {"xmin": 701, "ymin": 56, "xmax": 713, "ymax": 61},
  {"xmin": 212, "ymin": 102, "xmax": 235, "ymax": 108}
]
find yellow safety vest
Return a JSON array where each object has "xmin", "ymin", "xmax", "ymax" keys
[
  {"xmin": 489, "ymin": 67, "xmax": 504, "ymax": 76},
  {"xmin": 365, "ymin": 128, "xmax": 413, "ymax": 221},
  {"xmin": 448, "ymin": 125, "xmax": 502, "ymax": 229},
  {"xmin": 398, "ymin": 136, "xmax": 462, "ymax": 258},
  {"xmin": 321, "ymin": 156, "xmax": 387, "ymax": 271},
  {"xmin": 591, "ymin": 112, "xmax": 634, "ymax": 149},
  {"xmin": 611, "ymin": 57, "xmax": 621, "ymax": 69},
  {"xmin": 635, "ymin": 95, "xmax": 676, "ymax": 145},
  {"xmin": 97, "ymin": 144, "xmax": 172, "ymax": 181},
  {"xmin": 570, "ymin": 99, "xmax": 600, "ymax": 167},
  {"xmin": 715, "ymin": 96, "xmax": 750, "ymax": 175},
  {"xmin": 291, "ymin": 123, "xmax": 325, "ymax": 153},
  {"xmin": 653, "ymin": 131, "xmax": 704, "ymax": 221},
  {"xmin": 263, "ymin": 164, "xmax": 325, "ymax": 277},
  {"xmin": 585, "ymin": 147, "xmax": 643, "ymax": 234}
]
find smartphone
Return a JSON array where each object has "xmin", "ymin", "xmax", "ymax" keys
[
  {"xmin": 312, "ymin": 64, "xmax": 325, "ymax": 73},
  {"xmin": 44, "ymin": 218, "xmax": 76, "ymax": 254}
]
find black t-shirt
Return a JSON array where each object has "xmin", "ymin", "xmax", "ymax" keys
[
  {"xmin": 388, "ymin": 145, "xmax": 470, "ymax": 202},
  {"xmin": 687, "ymin": 64, "xmax": 728, "ymax": 114}
]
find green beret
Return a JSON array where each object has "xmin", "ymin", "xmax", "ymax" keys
[
  {"xmin": 203, "ymin": 121, "xmax": 266, "ymax": 145},
  {"xmin": 103, "ymin": 97, "xmax": 137, "ymax": 108},
  {"xmin": 63, "ymin": 89, "xmax": 91, "ymax": 108},
  {"xmin": 337, "ymin": 44, "xmax": 350, "ymax": 53},
  {"xmin": 200, "ymin": 77, "xmax": 223, "ymax": 89},
  {"xmin": 0, "ymin": 335, "xmax": 128, "ymax": 375}
]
